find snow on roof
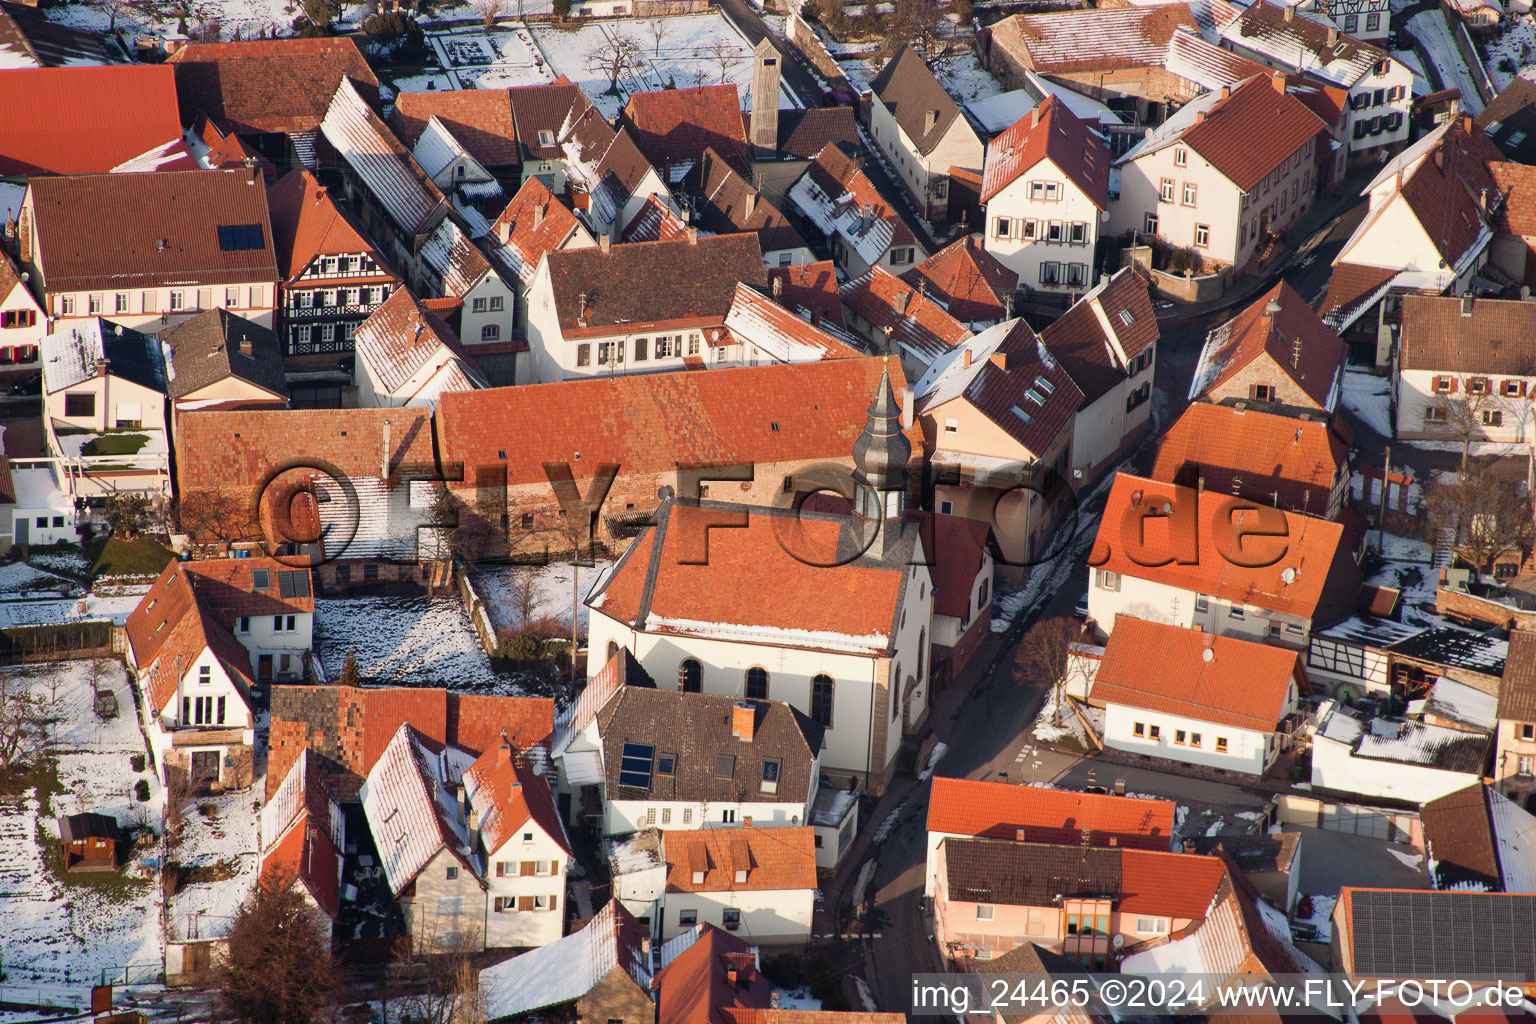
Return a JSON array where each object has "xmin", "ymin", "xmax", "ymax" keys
[
  {"xmin": 418, "ymin": 217, "xmax": 494, "ymax": 299},
  {"xmin": 39, "ymin": 317, "xmax": 165, "ymax": 395},
  {"xmin": 1318, "ymin": 614, "xmax": 1425, "ymax": 648},
  {"xmin": 320, "ymin": 77, "xmax": 443, "ymax": 235},
  {"xmin": 413, "ymin": 115, "xmax": 495, "ymax": 186},
  {"xmin": 1488, "ymin": 791, "xmax": 1536, "ymax": 892},
  {"xmin": 657, "ymin": 923, "xmax": 705, "ymax": 970},
  {"xmin": 1220, "ymin": 0, "xmax": 1392, "ymax": 87},
  {"xmin": 912, "ymin": 318, "xmax": 1017, "ymax": 405},
  {"xmin": 479, "ymin": 901, "xmax": 651, "ymax": 1020},
  {"xmin": 109, "ymin": 137, "xmax": 196, "ymax": 173},
  {"xmin": 313, "ymin": 474, "xmax": 427, "ymax": 561},
  {"xmin": 785, "ymin": 148, "xmax": 912, "ymax": 269},
  {"xmin": 1424, "ymin": 677, "xmax": 1499, "ymax": 731},
  {"xmin": 359, "ymin": 723, "xmax": 474, "ymax": 896},
  {"xmin": 1322, "ymin": 704, "xmax": 1489, "ymax": 773},
  {"xmin": 723, "ymin": 283, "xmax": 861, "ymax": 363},
  {"xmin": 967, "ymin": 79, "xmax": 1124, "ymax": 134}
]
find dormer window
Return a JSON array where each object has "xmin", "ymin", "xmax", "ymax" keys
[
  {"xmin": 538, "ymin": 129, "xmax": 555, "ymax": 147},
  {"xmin": 734, "ymin": 868, "xmax": 748, "ymax": 883},
  {"xmin": 692, "ymin": 869, "xmax": 706, "ymax": 884}
]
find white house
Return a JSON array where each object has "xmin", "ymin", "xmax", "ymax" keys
[
  {"xmin": 415, "ymin": 217, "xmax": 516, "ymax": 349},
  {"xmin": 1086, "ymin": 472, "xmax": 1362, "ymax": 646},
  {"xmin": 353, "ymin": 288, "xmax": 488, "ymax": 409},
  {"xmin": 1318, "ymin": 0, "xmax": 1392, "ymax": 41},
  {"xmin": 360, "ymin": 723, "xmax": 572, "ymax": 952},
  {"xmin": 657, "ymin": 827, "xmax": 817, "ymax": 942},
  {"xmin": 1110, "ymin": 75, "xmax": 1326, "ymax": 270},
  {"xmin": 3, "ymin": 464, "xmax": 79, "ymax": 547},
  {"xmin": 980, "ymin": 96, "xmax": 1109, "ymax": 295},
  {"xmin": 1393, "ymin": 294, "xmax": 1536, "ymax": 443},
  {"xmin": 1092, "ymin": 616, "xmax": 1306, "ymax": 775},
  {"xmin": 1218, "ymin": 1, "xmax": 1412, "ymax": 155},
  {"xmin": 1311, "ymin": 700, "xmax": 1492, "ymax": 802},
  {"xmin": 869, "ymin": 44, "xmax": 985, "ymax": 223},
  {"xmin": 0, "ymin": 250, "xmax": 44, "ymax": 376},
  {"xmin": 786, "ymin": 143, "xmax": 927, "ymax": 278},
  {"xmin": 38, "ymin": 317, "xmax": 170, "ymax": 499}
]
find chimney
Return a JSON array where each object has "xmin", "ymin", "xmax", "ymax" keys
[
  {"xmin": 963, "ymin": 348, "xmax": 973, "ymax": 368},
  {"xmin": 534, "ymin": 203, "xmax": 545, "ymax": 229},
  {"xmin": 381, "ymin": 419, "xmax": 391, "ymax": 480},
  {"xmin": 599, "ymin": 232, "xmax": 610, "ymax": 253},
  {"xmin": 901, "ymin": 386, "xmax": 914, "ymax": 429},
  {"xmin": 1220, "ymin": 85, "xmax": 1230, "ymax": 100},
  {"xmin": 1271, "ymin": 70, "xmax": 1287, "ymax": 94},
  {"xmin": 1434, "ymin": 148, "xmax": 1444, "ymax": 171},
  {"xmin": 1326, "ymin": 25, "xmax": 1338, "ymax": 47},
  {"xmin": 745, "ymin": 192, "xmax": 757, "ymax": 219},
  {"xmin": 496, "ymin": 728, "xmax": 512, "ymax": 765},
  {"xmin": 1284, "ymin": 4, "xmax": 1294, "ymax": 19},
  {"xmin": 96, "ymin": 359, "xmax": 109, "ymax": 378},
  {"xmin": 990, "ymin": 351, "xmax": 1008, "ymax": 370},
  {"xmin": 731, "ymin": 700, "xmax": 756, "ymax": 742},
  {"xmin": 238, "ymin": 336, "xmax": 252, "ymax": 357},
  {"xmin": 772, "ymin": 275, "xmax": 783, "ymax": 297},
  {"xmin": 686, "ymin": 226, "xmax": 698, "ymax": 245},
  {"xmin": 1015, "ymin": 828, "xmax": 1027, "ymax": 841},
  {"xmin": 1460, "ymin": 293, "xmax": 1474, "ymax": 317},
  {"xmin": 1109, "ymin": 836, "xmax": 1119, "ymax": 847},
  {"xmin": 924, "ymin": 109, "xmax": 939, "ymax": 134},
  {"xmin": 1462, "ymin": 113, "xmax": 1474, "ymax": 133},
  {"xmin": 742, "ymin": 816, "xmax": 753, "ymax": 827},
  {"xmin": 1196, "ymin": 111, "xmax": 1207, "ymax": 123},
  {"xmin": 1480, "ymin": 187, "xmax": 1488, "ymax": 211},
  {"xmin": 497, "ymin": 218, "xmax": 510, "ymax": 245},
  {"xmin": 1031, "ymin": 104, "xmax": 1043, "ymax": 127}
]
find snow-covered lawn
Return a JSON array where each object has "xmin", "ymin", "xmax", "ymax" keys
[
  {"xmin": 0, "ymin": 592, "xmax": 143, "ymax": 630},
  {"xmin": 0, "ymin": 661, "xmax": 161, "ymax": 987},
  {"xmin": 1340, "ymin": 367, "xmax": 1393, "ymax": 438},
  {"xmin": 0, "ymin": 561, "xmax": 82, "ymax": 600},
  {"xmin": 1482, "ymin": 14, "xmax": 1536, "ymax": 92},
  {"xmin": 27, "ymin": 548, "xmax": 94, "ymax": 579},
  {"xmin": 529, "ymin": 13, "xmax": 798, "ymax": 118},
  {"xmin": 935, "ymin": 50, "xmax": 1001, "ymax": 105},
  {"xmin": 469, "ymin": 559, "xmax": 613, "ymax": 637},
  {"xmin": 1407, "ymin": 9, "xmax": 1487, "ymax": 115},
  {"xmin": 422, "ymin": 25, "xmax": 559, "ymax": 91},
  {"xmin": 314, "ymin": 595, "xmax": 511, "ymax": 691},
  {"xmin": 1030, "ymin": 696, "xmax": 1099, "ymax": 748},
  {"xmin": 1366, "ymin": 556, "xmax": 1440, "ymax": 623},
  {"xmin": 166, "ymin": 785, "xmax": 259, "ymax": 947}
]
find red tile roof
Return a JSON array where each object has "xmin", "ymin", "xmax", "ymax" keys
[
  {"xmin": 137, "ymin": 597, "xmax": 255, "ymax": 715},
  {"xmin": 839, "ymin": 264, "xmax": 971, "ymax": 367},
  {"xmin": 1149, "ymin": 403, "xmax": 1348, "ymax": 516},
  {"xmin": 623, "ymin": 84, "xmax": 751, "ymax": 180},
  {"xmin": 981, "ymin": 96, "xmax": 1108, "ymax": 207},
  {"xmin": 767, "ymin": 259, "xmax": 843, "ymax": 326},
  {"xmin": 664, "ymin": 827, "xmax": 817, "ymax": 893},
  {"xmin": 260, "ymin": 809, "xmax": 341, "ymax": 918},
  {"xmin": 1038, "ymin": 266, "xmax": 1157, "ymax": 404},
  {"xmin": 623, "ymin": 191, "xmax": 690, "ymax": 243},
  {"xmin": 927, "ymin": 776, "xmax": 1176, "ymax": 847},
  {"xmin": 436, "ymin": 355, "xmax": 914, "ymax": 490},
  {"xmin": 352, "ymin": 287, "xmax": 475, "ymax": 395},
  {"xmin": 724, "ymin": 283, "xmax": 863, "ymax": 362},
  {"xmin": 657, "ymin": 926, "xmax": 772, "ymax": 1024},
  {"xmin": 266, "ymin": 168, "xmax": 396, "ymax": 282},
  {"xmin": 1118, "ymin": 848, "xmax": 1231, "ymax": 919},
  {"xmin": 488, "ymin": 175, "xmax": 590, "ymax": 284},
  {"xmin": 1089, "ymin": 472, "xmax": 1360, "ymax": 622},
  {"xmin": 1093, "ymin": 616, "xmax": 1303, "ymax": 731},
  {"xmin": 990, "ymin": 5, "xmax": 1199, "ymax": 74},
  {"xmin": 1167, "ymin": 75, "xmax": 1326, "ymax": 191},
  {"xmin": 901, "ymin": 236, "xmax": 1019, "ymax": 324},
  {"xmin": 169, "ymin": 37, "xmax": 381, "ymax": 134},
  {"xmin": 913, "ymin": 512, "xmax": 991, "ymax": 620},
  {"xmin": 389, "ymin": 88, "xmax": 520, "ymax": 168},
  {"xmin": 0, "ymin": 66, "xmax": 194, "ymax": 176},
  {"xmin": 1490, "ymin": 160, "xmax": 1536, "ymax": 236},
  {"xmin": 193, "ymin": 114, "xmax": 277, "ymax": 176},
  {"xmin": 463, "ymin": 738, "xmax": 571, "ymax": 857},
  {"xmin": 1320, "ymin": 262, "xmax": 1399, "ymax": 321},
  {"xmin": 1194, "ymin": 281, "xmax": 1344, "ymax": 409}
]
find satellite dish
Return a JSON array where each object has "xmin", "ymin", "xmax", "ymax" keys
[
  {"xmin": 1201, "ymin": 648, "xmax": 1214, "ymax": 663},
  {"xmin": 1130, "ymin": 489, "xmax": 1144, "ymax": 506},
  {"xmin": 1162, "ymin": 502, "xmax": 1173, "ymax": 514},
  {"xmin": 1282, "ymin": 567, "xmax": 1297, "ymax": 584},
  {"xmin": 657, "ymin": 485, "xmax": 675, "ymax": 500},
  {"xmin": 1112, "ymin": 934, "xmax": 1126, "ymax": 949}
]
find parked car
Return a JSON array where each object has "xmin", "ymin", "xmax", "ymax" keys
[
  {"xmin": 822, "ymin": 88, "xmax": 856, "ymax": 108},
  {"xmin": 1074, "ymin": 591, "xmax": 1089, "ymax": 618},
  {"xmin": 7, "ymin": 372, "xmax": 40, "ymax": 396}
]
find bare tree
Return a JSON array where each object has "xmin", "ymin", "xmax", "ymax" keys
[
  {"xmin": 645, "ymin": 18, "xmax": 669, "ymax": 55},
  {"xmin": 388, "ymin": 925, "xmax": 486, "ymax": 1024},
  {"xmin": 585, "ymin": 32, "xmax": 643, "ymax": 95},
  {"xmin": 216, "ymin": 873, "xmax": 337, "ymax": 1024},
  {"xmin": 474, "ymin": 0, "xmax": 506, "ymax": 28},
  {"xmin": 1425, "ymin": 461, "xmax": 1533, "ymax": 575},
  {"xmin": 507, "ymin": 565, "xmax": 546, "ymax": 628},
  {"xmin": 1018, "ymin": 616, "xmax": 1082, "ymax": 727},
  {"xmin": 175, "ymin": 490, "xmax": 257, "ymax": 546},
  {"xmin": 99, "ymin": 0, "xmax": 131, "ymax": 33},
  {"xmin": 701, "ymin": 39, "xmax": 743, "ymax": 84},
  {"xmin": 1440, "ymin": 385, "xmax": 1520, "ymax": 477},
  {"xmin": 0, "ymin": 674, "xmax": 50, "ymax": 774}
]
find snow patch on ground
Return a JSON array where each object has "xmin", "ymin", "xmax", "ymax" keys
[
  {"xmin": 167, "ymin": 785, "xmax": 260, "ymax": 946},
  {"xmin": 1341, "ymin": 367, "xmax": 1393, "ymax": 438},
  {"xmin": 918, "ymin": 740, "xmax": 948, "ymax": 781},
  {"xmin": 851, "ymin": 857, "xmax": 877, "ymax": 905},
  {"xmin": 314, "ymin": 595, "xmax": 512, "ymax": 692},
  {"xmin": 469, "ymin": 560, "xmax": 613, "ymax": 637},
  {"xmin": 854, "ymin": 977, "xmax": 878, "ymax": 1013},
  {"xmin": 1296, "ymin": 893, "xmax": 1337, "ymax": 942},
  {"xmin": 1481, "ymin": 13, "xmax": 1536, "ymax": 92},
  {"xmin": 1387, "ymin": 846, "xmax": 1425, "ymax": 870},
  {"xmin": 1408, "ymin": 9, "xmax": 1487, "ymax": 115},
  {"xmin": 872, "ymin": 799, "xmax": 906, "ymax": 844}
]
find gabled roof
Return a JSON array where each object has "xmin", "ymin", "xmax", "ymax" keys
[
  {"xmin": 623, "ymin": 84, "xmax": 751, "ymax": 181},
  {"xmin": 190, "ymin": 113, "xmax": 276, "ymax": 175},
  {"xmin": 1397, "ymin": 295, "xmax": 1536, "ymax": 374},
  {"xmin": 1089, "ymin": 472, "xmax": 1360, "ymax": 623},
  {"xmin": 1335, "ymin": 888, "xmax": 1536, "ymax": 979},
  {"xmin": 169, "ymin": 36, "xmax": 381, "ymax": 135},
  {"xmin": 870, "ymin": 44, "xmax": 968, "ymax": 156},
  {"xmin": 28, "ymin": 168, "xmax": 278, "ymax": 294},
  {"xmin": 1164, "ymin": 29, "xmax": 1276, "ymax": 93},
  {"xmin": 785, "ymin": 142, "xmax": 918, "ymax": 268},
  {"xmin": 390, "ymin": 88, "xmax": 521, "ymax": 168},
  {"xmin": 418, "ymin": 216, "xmax": 495, "ymax": 300},
  {"xmin": 1489, "ymin": 160, "xmax": 1536, "ymax": 236},
  {"xmin": 1038, "ymin": 266, "xmax": 1157, "ymax": 404},
  {"xmin": 354, "ymin": 288, "xmax": 484, "ymax": 397},
  {"xmin": 1421, "ymin": 783, "xmax": 1503, "ymax": 890},
  {"xmin": 927, "ymin": 776, "xmax": 1176, "ymax": 847},
  {"xmin": 664, "ymin": 827, "xmax": 817, "ymax": 893},
  {"xmin": 489, "ymin": 175, "xmax": 591, "ymax": 285},
  {"xmin": 133, "ymin": 593, "xmax": 256, "ymax": 715},
  {"xmin": 1119, "ymin": 75, "xmax": 1325, "ymax": 191},
  {"xmin": 1320, "ymin": 262, "xmax": 1399, "ymax": 326},
  {"xmin": 507, "ymin": 78, "xmax": 600, "ymax": 163},
  {"xmin": 596, "ymin": 687, "xmax": 823, "ymax": 805},
  {"xmin": 266, "ymin": 168, "xmax": 394, "ymax": 283},
  {"xmin": 1476, "ymin": 76, "xmax": 1536, "ymax": 163},
  {"xmin": 437, "ymin": 357, "xmax": 914, "ymax": 490},
  {"xmin": 480, "ymin": 900, "xmax": 651, "ymax": 1021},
  {"xmin": 39, "ymin": 318, "xmax": 166, "ymax": 396},
  {"xmin": 942, "ymin": 838, "xmax": 1230, "ymax": 920},
  {"xmin": 1093, "ymin": 617, "xmax": 1302, "ymax": 731},
  {"xmin": 361, "ymin": 723, "xmax": 475, "ymax": 895},
  {"xmin": 0, "ymin": 0, "xmax": 126, "ymax": 67},
  {"xmin": 767, "ymin": 260, "xmax": 843, "ymax": 327},
  {"xmin": 754, "ymin": 106, "xmax": 859, "ymax": 160},
  {"xmin": 624, "ymin": 192, "xmax": 690, "ymax": 244},
  {"xmin": 914, "ymin": 512, "xmax": 992, "ymax": 620},
  {"xmin": 1220, "ymin": 0, "xmax": 1393, "ymax": 87},
  {"xmin": 901, "ymin": 236, "xmax": 1018, "ymax": 325},
  {"xmin": 1189, "ymin": 281, "xmax": 1344, "ymax": 409},
  {"xmin": 1501, "ymin": 630, "xmax": 1536, "ymax": 722},
  {"xmin": 724, "ymin": 283, "xmax": 863, "ymax": 363},
  {"xmin": 320, "ymin": 77, "xmax": 444, "ymax": 237},
  {"xmin": 980, "ymin": 96, "xmax": 1108, "ymax": 208},
  {"xmin": 544, "ymin": 233, "xmax": 766, "ymax": 334},
  {"xmin": 260, "ymin": 748, "xmax": 342, "ymax": 918},
  {"xmin": 462, "ymin": 737, "xmax": 571, "ymax": 857},
  {"xmin": 694, "ymin": 147, "xmax": 807, "ymax": 254},
  {"xmin": 912, "ymin": 318, "xmax": 1083, "ymax": 458},
  {"xmin": 1149, "ymin": 403, "xmax": 1348, "ymax": 515},
  {"xmin": 588, "ymin": 500, "xmax": 915, "ymax": 657},
  {"xmin": 163, "ymin": 308, "xmax": 289, "ymax": 402},
  {"xmin": 657, "ymin": 925, "xmax": 772, "ymax": 1024},
  {"xmin": 990, "ymin": 5, "xmax": 1199, "ymax": 74},
  {"xmin": 0, "ymin": 66, "xmax": 194, "ymax": 176},
  {"xmin": 839, "ymin": 264, "xmax": 971, "ymax": 369}
]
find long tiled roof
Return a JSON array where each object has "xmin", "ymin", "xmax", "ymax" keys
[
  {"xmin": 353, "ymin": 287, "xmax": 479, "ymax": 395},
  {"xmin": 1501, "ymin": 631, "xmax": 1536, "ymax": 722},
  {"xmin": 767, "ymin": 260, "xmax": 843, "ymax": 326},
  {"xmin": 622, "ymin": 84, "xmax": 751, "ymax": 181},
  {"xmin": 320, "ymin": 77, "xmax": 444, "ymax": 236},
  {"xmin": 1221, "ymin": 0, "xmax": 1391, "ymax": 88},
  {"xmin": 463, "ymin": 739, "xmax": 571, "ymax": 857},
  {"xmin": 694, "ymin": 146, "xmax": 807, "ymax": 254},
  {"xmin": 980, "ymin": 96, "xmax": 1108, "ymax": 208},
  {"xmin": 839, "ymin": 264, "xmax": 971, "ymax": 369},
  {"xmin": 1089, "ymin": 472, "xmax": 1360, "ymax": 623},
  {"xmin": 990, "ymin": 5, "xmax": 1199, "ymax": 73},
  {"xmin": 480, "ymin": 901, "xmax": 651, "ymax": 1020},
  {"xmin": 29, "ymin": 168, "xmax": 278, "ymax": 294},
  {"xmin": 169, "ymin": 36, "xmax": 380, "ymax": 134},
  {"xmin": 0, "ymin": 66, "xmax": 193, "ymax": 176},
  {"xmin": 870, "ymin": 44, "xmax": 967, "ymax": 156},
  {"xmin": 927, "ymin": 776, "xmax": 1176, "ymax": 847},
  {"xmin": 1398, "ymin": 295, "xmax": 1536, "ymax": 374},
  {"xmin": 724, "ymin": 283, "xmax": 863, "ymax": 363},
  {"xmin": 1093, "ymin": 616, "xmax": 1302, "ymax": 731},
  {"xmin": 663, "ymin": 827, "xmax": 817, "ymax": 892},
  {"xmin": 361, "ymin": 723, "xmax": 475, "ymax": 895},
  {"xmin": 659, "ymin": 927, "xmax": 772, "ymax": 1024}
]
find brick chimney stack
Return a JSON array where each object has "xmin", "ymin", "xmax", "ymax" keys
[{"xmin": 731, "ymin": 700, "xmax": 756, "ymax": 742}]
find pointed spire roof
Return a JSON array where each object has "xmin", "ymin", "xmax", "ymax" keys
[{"xmin": 852, "ymin": 367, "xmax": 911, "ymax": 491}]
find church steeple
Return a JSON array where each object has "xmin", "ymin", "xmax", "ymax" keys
[{"xmin": 852, "ymin": 367, "xmax": 911, "ymax": 555}]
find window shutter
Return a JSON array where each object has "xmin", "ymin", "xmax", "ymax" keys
[
  {"xmin": 547, "ymin": 894, "xmax": 559, "ymax": 912},
  {"xmin": 1449, "ymin": 377, "xmax": 1459, "ymax": 393},
  {"xmin": 517, "ymin": 896, "xmax": 534, "ymax": 912},
  {"xmin": 520, "ymin": 861, "xmax": 536, "ymax": 877},
  {"xmin": 1522, "ymin": 381, "xmax": 1530, "ymax": 397}
]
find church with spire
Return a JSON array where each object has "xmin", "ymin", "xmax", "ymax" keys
[{"xmin": 580, "ymin": 371, "xmax": 935, "ymax": 796}]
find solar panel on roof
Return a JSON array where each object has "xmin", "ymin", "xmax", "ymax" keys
[
  {"xmin": 217, "ymin": 224, "xmax": 264, "ymax": 251},
  {"xmin": 618, "ymin": 742, "xmax": 654, "ymax": 789},
  {"xmin": 279, "ymin": 570, "xmax": 310, "ymax": 599}
]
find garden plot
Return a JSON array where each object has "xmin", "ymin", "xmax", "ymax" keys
[
  {"xmin": 529, "ymin": 13, "xmax": 798, "ymax": 118},
  {"xmin": 314, "ymin": 595, "xmax": 513, "ymax": 691},
  {"xmin": 469, "ymin": 559, "xmax": 613, "ymax": 637},
  {"xmin": 423, "ymin": 25, "xmax": 559, "ymax": 91},
  {"xmin": 166, "ymin": 785, "xmax": 259, "ymax": 951},
  {"xmin": 1483, "ymin": 15, "xmax": 1536, "ymax": 92},
  {"xmin": 0, "ymin": 661, "xmax": 161, "ymax": 987}
]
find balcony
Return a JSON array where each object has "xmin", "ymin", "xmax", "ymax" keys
[{"xmin": 286, "ymin": 303, "xmax": 374, "ymax": 320}]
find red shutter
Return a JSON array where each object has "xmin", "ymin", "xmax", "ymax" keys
[{"xmin": 1449, "ymin": 376, "xmax": 1460, "ymax": 394}]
